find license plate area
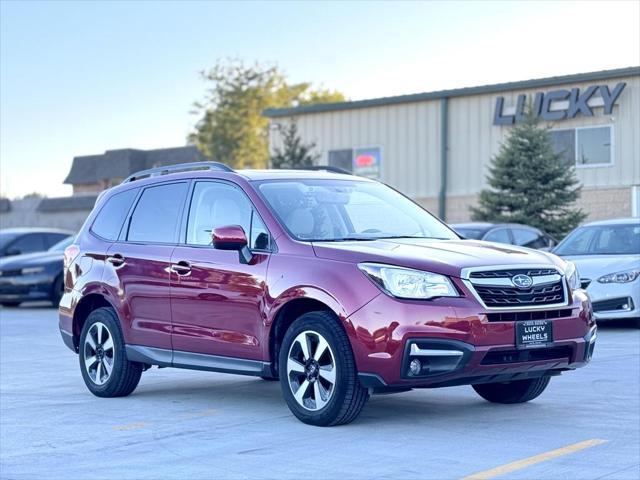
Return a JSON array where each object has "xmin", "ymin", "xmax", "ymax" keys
[{"xmin": 516, "ymin": 320, "xmax": 554, "ymax": 349}]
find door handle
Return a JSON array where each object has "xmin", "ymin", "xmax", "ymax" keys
[
  {"xmin": 107, "ymin": 254, "xmax": 125, "ymax": 267},
  {"xmin": 170, "ymin": 261, "xmax": 191, "ymax": 276}
]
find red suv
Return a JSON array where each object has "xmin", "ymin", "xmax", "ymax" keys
[{"xmin": 59, "ymin": 162, "xmax": 596, "ymax": 426}]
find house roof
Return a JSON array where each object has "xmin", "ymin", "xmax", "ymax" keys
[
  {"xmin": 64, "ymin": 145, "xmax": 209, "ymax": 185},
  {"xmin": 263, "ymin": 66, "xmax": 640, "ymax": 118},
  {"xmin": 37, "ymin": 195, "xmax": 99, "ymax": 212}
]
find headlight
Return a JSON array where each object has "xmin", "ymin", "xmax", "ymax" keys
[
  {"xmin": 597, "ymin": 269, "xmax": 640, "ymax": 284},
  {"xmin": 21, "ymin": 266, "xmax": 44, "ymax": 275},
  {"xmin": 359, "ymin": 263, "xmax": 459, "ymax": 300},
  {"xmin": 564, "ymin": 261, "xmax": 580, "ymax": 290}
]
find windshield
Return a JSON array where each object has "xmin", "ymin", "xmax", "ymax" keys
[
  {"xmin": 257, "ymin": 179, "xmax": 458, "ymax": 241},
  {"xmin": 554, "ymin": 223, "xmax": 640, "ymax": 255},
  {"xmin": 48, "ymin": 236, "xmax": 73, "ymax": 252},
  {"xmin": 453, "ymin": 227, "xmax": 485, "ymax": 240}
]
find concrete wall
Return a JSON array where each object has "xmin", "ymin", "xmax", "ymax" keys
[{"xmin": 0, "ymin": 198, "xmax": 90, "ymax": 232}]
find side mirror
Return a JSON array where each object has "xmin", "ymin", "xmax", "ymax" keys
[{"xmin": 212, "ymin": 225, "xmax": 253, "ymax": 264}]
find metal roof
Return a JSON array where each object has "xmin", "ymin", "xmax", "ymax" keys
[{"xmin": 264, "ymin": 66, "xmax": 640, "ymax": 118}]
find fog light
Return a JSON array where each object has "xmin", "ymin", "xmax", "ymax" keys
[{"xmin": 409, "ymin": 359, "xmax": 422, "ymax": 376}]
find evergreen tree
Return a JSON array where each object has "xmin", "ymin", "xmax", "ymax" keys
[
  {"xmin": 471, "ymin": 118, "xmax": 586, "ymax": 239},
  {"xmin": 270, "ymin": 122, "xmax": 319, "ymax": 169}
]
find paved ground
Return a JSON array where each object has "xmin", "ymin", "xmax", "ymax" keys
[{"xmin": 1, "ymin": 305, "xmax": 639, "ymax": 480}]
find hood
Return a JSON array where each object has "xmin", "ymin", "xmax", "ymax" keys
[
  {"xmin": 561, "ymin": 254, "xmax": 640, "ymax": 280},
  {"xmin": 0, "ymin": 251, "xmax": 63, "ymax": 271},
  {"xmin": 311, "ymin": 238, "xmax": 564, "ymax": 277}
]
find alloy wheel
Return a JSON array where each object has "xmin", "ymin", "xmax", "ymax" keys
[
  {"xmin": 287, "ymin": 330, "xmax": 336, "ymax": 411},
  {"xmin": 83, "ymin": 322, "xmax": 114, "ymax": 386}
]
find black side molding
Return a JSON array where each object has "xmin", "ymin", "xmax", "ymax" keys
[{"xmin": 125, "ymin": 345, "xmax": 272, "ymax": 377}]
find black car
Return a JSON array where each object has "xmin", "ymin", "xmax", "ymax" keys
[
  {"xmin": 0, "ymin": 228, "xmax": 73, "ymax": 257},
  {"xmin": 450, "ymin": 222, "xmax": 557, "ymax": 250},
  {"xmin": 0, "ymin": 236, "xmax": 73, "ymax": 307}
]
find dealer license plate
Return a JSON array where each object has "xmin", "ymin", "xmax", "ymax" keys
[{"xmin": 516, "ymin": 320, "xmax": 553, "ymax": 349}]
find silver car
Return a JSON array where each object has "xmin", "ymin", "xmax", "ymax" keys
[{"xmin": 554, "ymin": 217, "xmax": 640, "ymax": 327}]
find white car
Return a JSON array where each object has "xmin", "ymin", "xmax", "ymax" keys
[{"xmin": 554, "ymin": 218, "xmax": 640, "ymax": 327}]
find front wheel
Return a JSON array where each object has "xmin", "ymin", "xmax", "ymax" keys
[
  {"xmin": 279, "ymin": 311, "xmax": 369, "ymax": 426},
  {"xmin": 79, "ymin": 307, "xmax": 142, "ymax": 397},
  {"xmin": 472, "ymin": 376, "xmax": 550, "ymax": 404}
]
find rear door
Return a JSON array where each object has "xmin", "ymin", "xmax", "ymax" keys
[
  {"xmin": 170, "ymin": 180, "xmax": 271, "ymax": 361},
  {"xmin": 106, "ymin": 181, "xmax": 189, "ymax": 350}
]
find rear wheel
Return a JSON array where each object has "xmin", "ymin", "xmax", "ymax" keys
[
  {"xmin": 472, "ymin": 376, "xmax": 550, "ymax": 404},
  {"xmin": 79, "ymin": 307, "xmax": 142, "ymax": 397},
  {"xmin": 279, "ymin": 311, "xmax": 369, "ymax": 426}
]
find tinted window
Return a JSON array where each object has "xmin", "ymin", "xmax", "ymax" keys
[
  {"xmin": 454, "ymin": 228, "xmax": 485, "ymax": 240},
  {"xmin": 128, "ymin": 183, "xmax": 188, "ymax": 243},
  {"xmin": 186, "ymin": 182, "xmax": 269, "ymax": 250},
  {"xmin": 92, "ymin": 189, "xmax": 139, "ymax": 241},
  {"xmin": 512, "ymin": 228, "xmax": 545, "ymax": 248},
  {"xmin": 8, "ymin": 233, "xmax": 45, "ymax": 254},
  {"xmin": 484, "ymin": 228, "xmax": 511, "ymax": 244}
]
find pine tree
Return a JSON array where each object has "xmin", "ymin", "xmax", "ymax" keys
[
  {"xmin": 270, "ymin": 122, "xmax": 319, "ymax": 169},
  {"xmin": 471, "ymin": 118, "xmax": 586, "ymax": 239}
]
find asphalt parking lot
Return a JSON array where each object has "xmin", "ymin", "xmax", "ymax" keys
[{"xmin": 1, "ymin": 305, "xmax": 639, "ymax": 480}]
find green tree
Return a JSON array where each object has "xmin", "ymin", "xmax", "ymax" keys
[
  {"xmin": 189, "ymin": 59, "xmax": 344, "ymax": 169},
  {"xmin": 270, "ymin": 121, "xmax": 319, "ymax": 169},
  {"xmin": 471, "ymin": 118, "xmax": 586, "ymax": 239}
]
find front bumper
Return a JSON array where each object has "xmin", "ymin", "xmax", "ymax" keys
[
  {"xmin": 585, "ymin": 279, "xmax": 640, "ymax": 321},
  {"xmin": 0, "ymin": 274, "xmax": 55, "ymax": 302},
  {"xmin": 347, "ymin": 289, "xmax": 595, "ymax": 389}
]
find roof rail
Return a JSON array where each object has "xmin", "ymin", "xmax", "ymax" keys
[
  {"xmin": 301, "ymin": 166, "xmax": 352, "ymax": 175},
  {"xmin": 122, "ymin": 161, "xmax": 234, "ymax": 183}
]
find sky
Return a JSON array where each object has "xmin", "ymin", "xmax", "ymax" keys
[{"xmin": 1, "ymin": 0, "xmax": 639, "ymax": 199}]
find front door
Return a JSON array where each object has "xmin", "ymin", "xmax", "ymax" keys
[{"xmin": 170, "ymin": 181, "xmax": 271, "ymax": 361}]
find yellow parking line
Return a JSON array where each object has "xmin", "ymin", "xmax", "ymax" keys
[
  {"xmin": 461, "ymin": 439, "xmax": 608, "ymax": 480},
  {"xmin": 112, "ymin": 422, "xmax": 148, "ymax": 431}
]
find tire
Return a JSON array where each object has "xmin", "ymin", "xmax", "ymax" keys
[
  {"xmin": 278, "ymin": 311, "xmax": 369, "ymax": 426},
  {"xmin": 50, "ymin": 274, "xmax": 64, "ymax": 307},
  {"xmin": 0, "ymin": 301, "xmax": 21, "ymax": 308},
  {"xmin": 79, "ymin": 307, "xmax": 142, "ymax": 398},
  {"xmin": 472, "ymin": 376, "xmax": 551, "ymax": 404}
]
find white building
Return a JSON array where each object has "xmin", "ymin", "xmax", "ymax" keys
[{"xmin": 264, "ymin": 67, "xmax": 640, "ymax": 222}]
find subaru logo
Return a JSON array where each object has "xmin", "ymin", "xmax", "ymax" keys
[{"xmin": 511, "ymin": 274, "xmax": 533, "ymax": 289}]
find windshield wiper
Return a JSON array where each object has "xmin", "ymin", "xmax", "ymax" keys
[
  {"xmin": 310, "ymin": 237, "xmax": 377, "ymax": 242},
  {"xmin": 375, "ymin": 235, "xmax": 451, "ymax": 240}
]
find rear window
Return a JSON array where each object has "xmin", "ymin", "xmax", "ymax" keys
[
  {"xmin": 127, "ymin": 183, "xmax": 188, "ymax": 243},
  {"xmin": 91, "ymin": 188, "xmax": 139, "ymax": 241}
]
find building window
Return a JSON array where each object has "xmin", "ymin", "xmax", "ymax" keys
[
  {"xmin": 327, "ymin": 147, "xmax": 382, "ymax": 179},
  {"xmin": 550, "ymin": 125, "xmax": 613, "ymax": 168}
]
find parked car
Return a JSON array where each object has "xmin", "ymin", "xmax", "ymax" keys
[
  {"xmin": 0, "ymin": 228, "xmax": 73, "ymax": 258},
  {"xmin": 59, "ymin": 162, "xmax": 595, "ymax": 426},
  {"xmin": 451, "ymin": 222, "xmax": 557, "ymax": 250},
  {"xmin": 554, "ymin": 218, "xmax": 640, "ymax": 327},
  {"xmin": 0, "ymin": 236, "xmax": 73, "ymax": 307}
]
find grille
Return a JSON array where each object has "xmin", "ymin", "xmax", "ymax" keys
[
  {"xmin": 487, "ymin": 308, "xmax": 573, "ymax": 323},
  {"xmin": 470, "ymin": 268, "xmax": 557, "ymax": 279},
  {"xmin": 481, "ymin": 346, "xmax": 572, "ymax": 365},
  {"xmin": 475, "ymin": 282, "xmax": 565, "ymax": 307}
]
